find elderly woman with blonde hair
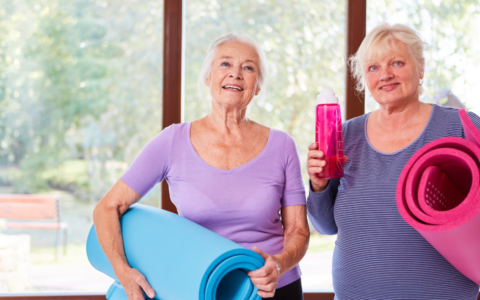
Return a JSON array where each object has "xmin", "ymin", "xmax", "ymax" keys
[
  {"xmin": 93, "ymin": 33, "xmax": 309, "ymax": 300},
  {"xmin": 307, "ymin": 23, "xmax": 480, "ymax": 299}
]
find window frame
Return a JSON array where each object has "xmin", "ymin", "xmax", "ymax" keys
[
  {"xmin": 3, "ymin": 0, "xmax": 365, "ymax": 298},
  {"xmin": 160, "ymin": 1, "xmax": 366, "ymax": 300}
]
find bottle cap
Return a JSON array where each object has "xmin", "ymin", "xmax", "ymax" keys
[{"xmin": 317, "ymin": 88, "xmax": 339, "ymax": 105}]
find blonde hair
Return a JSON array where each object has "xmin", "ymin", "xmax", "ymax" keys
[
  {"xmin": 197, "ymin": 33, "xmax": 268, "ymax": 96},
  {"xmin": 349, "ymin": 23, "xmax": 429, "ymax": 95}
]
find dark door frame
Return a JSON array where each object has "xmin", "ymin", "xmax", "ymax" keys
[
  {"xmin": 160, "ymin": 0, "xmax": 366, "ymax": 208},
  {"xmin": 3, "ymin": 0, "xmax": 366, "ymax": 299},
  {"xmin": 158, "ymin": 0, "xmax": 366, "ymax": 299}
]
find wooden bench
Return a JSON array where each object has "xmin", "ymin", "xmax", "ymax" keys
[{"xmin": 0, "ymin": 194, "xmax": 68, "ymax": 259}]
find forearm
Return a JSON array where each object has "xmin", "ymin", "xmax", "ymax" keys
[
  {"xmin": 307, "ymin": 179, "xmax": 339, "ymax": 235},
  {"xmin": 274, "ymin": 204, "xmax": 310, "ymax": 276},
  {"xmin": 92, "ymin": 179, "xmax": 142, "ymax": 279},
  {"xmin": 274, "ymin": 229, "xmax": 309, "ymax": 276},
  {"xmin": 93, "ymin": 204, "xmax": 131, "ymax": 276}
]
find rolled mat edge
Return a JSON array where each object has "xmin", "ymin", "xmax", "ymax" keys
[
  {"xmin": 396, "ymin": 109, "xmax": 480, "ymax": 285},
  {"xmin": 86, "ymin": 204, "xmax": 265, "ymax": 300}
]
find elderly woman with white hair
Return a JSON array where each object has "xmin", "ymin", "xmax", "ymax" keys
[
  {"xmin": 93, "ymin": 33, "xmax": 309, "ymax": 300},
  {"xmin": 307, "ymin": 23, "xmax": 480, "ymax": 299}
]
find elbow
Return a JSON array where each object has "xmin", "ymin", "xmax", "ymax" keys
[
  {"xmin": 92, "ymin": 201, "xmax": 103, "ymax": 227},
  {"xmin": 92, "ymin": 196, "xmax": 119, "ymax": 227},
  {"xmin": 317, "ymin": 226, "xmax": 338, "ymax": 236},
  {"xmin": 307, "ymin": 212, "xmax": 337, "ymax": 235},
  {"xmin": 311, "ymin": 220, "xmax": 338, "ymax": 235}
]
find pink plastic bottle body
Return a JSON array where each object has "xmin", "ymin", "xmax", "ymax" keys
[{"xmin": 315, "ymin": 103, "xmax": 344, "ymax": 178}]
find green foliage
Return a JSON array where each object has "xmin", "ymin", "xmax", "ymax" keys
[
  {"xmin": 0, "ymin": 0, "xmax": 163, "ymax": 201},
  {"xmin": 184, "ymin": 0, "xmax": 346, "ymax": 180},
  {"xmin": 0, "ymin": 0, "xmax": 478, "ymax": 201},
  {"xmin": 367, "ymin": 0, "xmax": 480, "ymax": 110}
]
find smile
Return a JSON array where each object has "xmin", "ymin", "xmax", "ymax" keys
[
  {"xmin": 222, "ymin": 85, "xmax": 243, "ymax": 91},
  {"xmin": 380, "ymin": 83, "xmax": 400, "ymax": 90}
]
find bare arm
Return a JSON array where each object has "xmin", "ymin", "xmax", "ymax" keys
[
  {"xmin": 276, "ymin": 204, "xmax": 310, "ymax": 274},
  {"xmin": 248, "ymin": 204, "xmax": 309, "ymax": 298},
  {"xmin": 92, "ymin": 179, "xmax": 155, "ymax": 300}
]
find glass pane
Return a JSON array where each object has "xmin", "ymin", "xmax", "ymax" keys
[
  {"xmin": 184, "ymin": 0, "xmax": 346, "ymax": 291},
  {"xmin": 0, "ymin": 0, "xmax": 163, "ymax": 293},
  {"xmin": 366, "ymin": 1, "xmax": 480, "ymax": 114}
]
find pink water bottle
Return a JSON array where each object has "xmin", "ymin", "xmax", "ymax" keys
[{"xmin": 315, "ymin": 88, "xmax": 344, "ymax": 178}]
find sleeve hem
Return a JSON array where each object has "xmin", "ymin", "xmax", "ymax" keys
[{"xmin": 282, "ymin": 193, "xmax": 307, "ymax": 207}]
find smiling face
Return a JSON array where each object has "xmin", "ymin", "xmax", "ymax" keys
[
  {"xmin": 364, "ymin": 41, "xmax": 423, "ymax": 107},
  {"xmin": 205, "ymin": 41, "xmax": 261, "ymax": 111}
]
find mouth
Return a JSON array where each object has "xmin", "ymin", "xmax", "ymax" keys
[
  {"xmin": 380, "ymin": 83, "xmax": 400, "ymax": 90},
  {"xmin": 222, "ymin": 85, "xmax": 244, "ymax": 91}
]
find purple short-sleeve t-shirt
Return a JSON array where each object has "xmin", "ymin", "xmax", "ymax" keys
[{"xmin": 121, "ymin": 122, "xmax": 306, "ymax": 288}]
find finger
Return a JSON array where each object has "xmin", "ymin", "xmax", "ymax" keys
[
  {"xmin": 249, "ymin": 262, "xmax": 274, "ymax": 278},
  {"xmin": 257, "ymin": 291, "xmax": 276, "ymax": 298},
  {"xmin": 252, "ymin": 247, "xmax": 268, "ymax": 260},
  {"xmin": 308, "ymin": 150, "xmax": 325, "ymax": 159},
  {"xmin": 308, "ymin": 142, "xmax": 318, "ymax": 151},
  {"xmin": 307, "ymin": 159, "xmax": 326, "ymax": 168},
  {"xmin": 126, "ymin": 287, "xmax": 146, "ymax": 300},
  {"xmin": 250, "ymin": 275, "xmax": 275, "ymax": 287},
  {"xmin": 254, "ymin": 281, "xmax": 277, "ymax": 293},
  {"xmin": 343, "ymin": 155, "xmax": 349, "ymax": 163},
  {"xmin": 308, "ymin": 167, "xmax": 323, "ymax": 175},
  {"xmin": 137, "ymin": 276, "xmax": 155, "ymax": 299},
  {"xmin": 249, "ymin": 263, "xmax": 275, "ymax": 281}
]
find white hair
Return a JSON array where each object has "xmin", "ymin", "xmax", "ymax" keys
[
  {"xmin": 349, "ymin": 23, "xmax": 429, "ymax": 95},
  {"xmin": 197, "ymin": 33, "xmax": 268, "ymax": 97}
]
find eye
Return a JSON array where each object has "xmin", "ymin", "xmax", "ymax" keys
[
  {"xmin": 393, "ymin": 61, "xmax": 404, "ymax": 66},
  {"xmin": 220, "ymin": 61, "xmax": 230, "ymax": 67},
  {"xmin": 368, "ymin": 65, "xmax": 378, "ymax": 72},
  {"xmin": 244, "ymin": 65, "xmax": 254, "ymax": 71}
]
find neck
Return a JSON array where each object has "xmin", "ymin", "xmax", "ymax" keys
[
  {"xmin": 376, "ymin": 98, "xmax": 423, "ymax": 131},
  {"xmin": 207, "ymin": 99, "xmax": 250, "ymax": 133}
]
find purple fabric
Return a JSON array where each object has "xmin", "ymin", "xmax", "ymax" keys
[{"xmin": 121, "ymin": 122, "xmax": 306, "ymax": 288}]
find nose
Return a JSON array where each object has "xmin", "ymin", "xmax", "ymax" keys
[
  {"xmin": 228, "ymin": 66, "xmax": 242, "ymax": 79},
  {"xmin": 380, "ymin": 67, "xmax": 393, "ymax": 81}
]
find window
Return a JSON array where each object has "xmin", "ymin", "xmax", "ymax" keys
[
  {"xmin": 183, "ymin": 0, "xmax": 347, "ymax": 291},
  {"xmin": 0, "ymin": 0, "xmax": 163, "ymax": 293},
  {"xmin": 366, "ymin": 1, "xmax": 480, "ymax": 114}
]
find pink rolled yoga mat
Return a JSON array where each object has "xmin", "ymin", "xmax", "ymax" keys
[{"xmin": 397, "ymin": 109, "xmax": 480, "ymax": 285}]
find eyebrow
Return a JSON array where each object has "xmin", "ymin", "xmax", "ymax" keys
[{"xmin": 219, "ymin": 56, "xmax": 256, "ymax": 63}]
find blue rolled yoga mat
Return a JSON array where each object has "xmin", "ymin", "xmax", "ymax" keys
[{"xmin": 86, "ymin": 204, "xmax": 265, "ymax": 300}]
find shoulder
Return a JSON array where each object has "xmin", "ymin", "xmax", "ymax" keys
[
  {"xmin": 428, "ymin": 104, "xmax": 463, "ymax": 132},
  {"xmin": 342, "ymin": 113, "xmax": 368, "ymax": 149},
  {"xmin": 267, "ymin": 129, "xmax": 300, "ymax": 164},
  {"xmin": 466, "ymin": 110, "xmax": 480, "ymax": 129},
  {"xmin": 148, "ymin": 122, "xmax": 189, "ymax": 147},
  {"xmin": 342, "ymin": 113, "xmax": 368, "ymax": 135},
  {"xmin": 269, "ymin": 128, "xmax": 297, "ymax": 148},
  {"xmin": 432, "ymin": 104, "xmax": 462, "ymax": 120}
]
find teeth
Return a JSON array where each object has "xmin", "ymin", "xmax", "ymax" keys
[{"xmin": 223, "ymin": 85, "xmax": 243, "ymax": 91}]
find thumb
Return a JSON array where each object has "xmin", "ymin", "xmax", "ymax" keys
[
  {"xmin": 308, "ymin": 142, "xmax": 318, "ymax": 151},
  {"xmin": 252, "ymin": 246, "xmax": 268, "ymax": 260},
  {"xmin": 138, "ymin": 276, "xmax": 155, "ymax": 299},
  {"xmin": 343, "ymin": 155, "xmax": 349, "ymax": 163}
]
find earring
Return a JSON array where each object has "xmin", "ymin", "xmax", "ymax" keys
[{"xmin": 419, "ymin": 79, "xmax": 424, "ymax": 86}]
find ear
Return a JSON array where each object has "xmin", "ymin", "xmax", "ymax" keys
[
  {"xmin": 255, "ymin": 86, "xmax": 261, "ymax": 96},
  {"xmin": 204, "ymin": 77, "xmax": 211, "ymax": 88}
]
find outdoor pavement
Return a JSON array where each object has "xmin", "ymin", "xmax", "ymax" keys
[
  {"xmin": 300, "ymin": 250, "xmax": 334, "ymax": 290},
  {"xmin": 30, "ymin": 264, "xmax": 112, "ymax": 292},
  {"xmin": 28, "ymin": 250, "xmax": 333, "ymax": 292}
]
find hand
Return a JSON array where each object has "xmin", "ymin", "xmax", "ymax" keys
[
  {"xmin": 117, "ymin": 267, "xmax": 155, "ymax": 300},
  {"xmin": 248, "ymin": 247, "xmax": 281, "ymax": 298},
  {"xmin": 307, "ymin": 142, "xmax": 348, "ymax": 193}
]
